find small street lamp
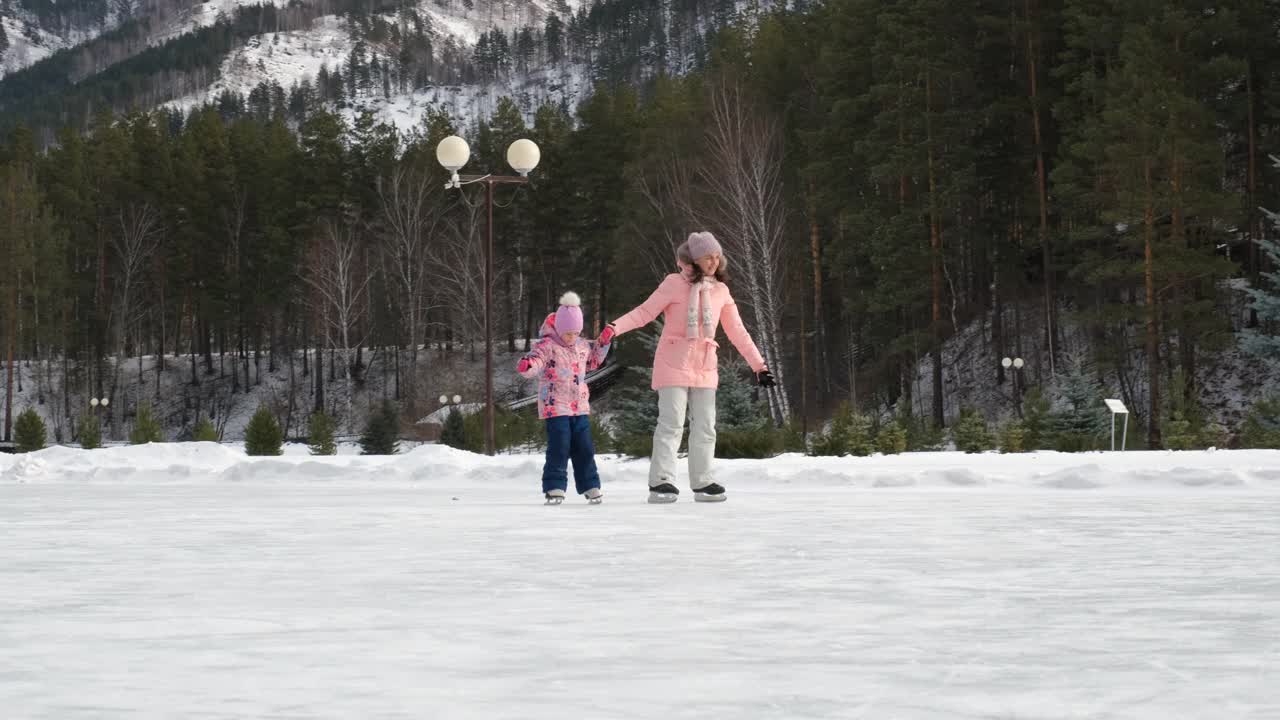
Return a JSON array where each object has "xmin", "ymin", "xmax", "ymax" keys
[
  {"xmin": 89, "ymin": 396, "xmax": 110, "ymax": 441},
  {"xmin": 437, "ymin": 134, "xmax": 541, "ymax": 456},
  {"xmin": 1002, "ymin": 357, "xmax": 1025, "ymax": 415}
]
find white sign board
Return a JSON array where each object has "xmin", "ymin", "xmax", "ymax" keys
[{"xmin": 1104, "ymin": 399, "xmax": 1130, "ymax": 451}]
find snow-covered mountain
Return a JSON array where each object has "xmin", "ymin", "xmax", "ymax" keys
[
  {"xmin": 0, "ymin": 0, "xmax": 770, "ymax": 134},
  {"xmin": 165, "ymin": 2, "xmax": 594, "ymax": 131},
  {"xmin": 0, "ymin": 0, "xmax": 290, "ymax": 78}
]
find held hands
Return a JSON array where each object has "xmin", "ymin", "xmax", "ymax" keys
[
  {"xmin": 597, "ymin": 324, "xmax": 616, "ymax": 345},
  {"xmin": 756, "ymin": 368, "xmax": 776, "ymax": 388},
  {"xmin": 517, "ymin": 357, "xmax": 533, "ymax": 374}
]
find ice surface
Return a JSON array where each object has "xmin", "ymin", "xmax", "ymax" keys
[{"xmin": 2, "ymin": 446, "xmax": 1279, "ymax": 718}]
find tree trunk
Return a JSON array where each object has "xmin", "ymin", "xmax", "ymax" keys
[
  {"xmin": 4, "ymin": 289, "xmax": 14, "ymax": 442},
  {"xmin": 505, "ymin": 272, "xmax": 516, "ymax": 353},
  {"xmin": 800, "ymin": 285, "xmax": 808, "ymax": 439},
  {"xmin": 315, "ymin": 335, "xmax": 325, "ymax": 414},
  {"xmin": 1025, "ymin": 0, "xmax": 1055, "ymax": 376},
  {"xmin": 994, "ymin": 221, "xmax": 1006, "ymax": 386},
  {"xmin": 202, "ymin": 315, "xmax": 214, "ymax": 376},
  {"xmin": 807, "ymin": 181, "xmax": 828, "ymax": 398},
  {"xmin": 189, "ymin": 294, "xmax": 199, "ymax": 387},
  {"xmin": 926, "ymin": 68, "xmax": 944, "ymax": 429},
  {"xmin": 523, "ymin": 285, "xmax": 535, "ymax": 353},
  {"xmin": 1247, "ymin": 61, "xmax": 1260, "ymax": 328},
  {"xmin": 302, "ymin": 315, "xmax": 310, "ymax": 377},
  {"xmin": 1144, "ymin": 160, "xmax": 1161, "ymax": 449}
]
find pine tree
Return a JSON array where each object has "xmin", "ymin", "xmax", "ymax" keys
[
  {"xmin": 78, "ymin": 413, "xmax": 102, "ymax": 450},
  {"xmin": 875, "ymin": 421, "xmax": 908, "ymax": 455},
  {"xmin": 439, "ymin": 406, "xmax": 466, "ymax": 449},
  {"xmin": 810, "ymin": 403, "xmax": 874, "ymax": 457},
  {"xmin": 308, "ymin": 411, "xmax": 337, "ymax": 455},
  {"xmin": 15, "ymin": 408, "xmax": 47, "ymax": 453},
  {"xmin": 952, "ymin": 407, "xmax": 995, "ymax": 453},
  {"xmin": 999, "ymin": 422, "xmax": 1027, "ymax": 454},
  {"xmin": 1240, "ymin": 397, "xmax": 1280, "ymax": 449},
  {"xmin": 1051, "ymin": 361, "xmax": 1108, "ymax": 451},
  {"xmin": 1055, "ymin": 1, "xmax": 1241, "ymax": 448},
  {"xmin": 192, "ymin": 416, "xmax": 219, "ymax": 442},
  {"xmin": 717, "ymin": 356, "xmax": 767, "ymax": 432},
  {"xmin": 611, "ymin": 332, "xmax": 661, "ymax": 455},
  {"xmin": 130, "ymin": 403, "xmax": 165, "ymax": 445},
  {"xmin": 245, "ymin": 406, "xmax": 283, "ymax": 456},
  {"xmin": 1021, "ymin": 388, "xmax": 1052, "ymax": 451},
  {"xmin": 545, "ymin": 13, "xmax": 565, "ymax": 63},
  {"xmin": 360, "ymin": 401, "xmax": 400, "ymax": 455}
]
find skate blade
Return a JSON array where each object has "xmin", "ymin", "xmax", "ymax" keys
[
  {"xmin": 693, "ymin": 493, "xmax": 726, "ymax": 503},
  {"xmin": 587, "ymin": 497, "xmax": 603, "ymax": 505},
  {"xmin": 647, "ymin": 492, "xmax": 678, "ymax": 504},
  {"xmin": 545, "ymin": 497, "xmax": 564, "ymax": 505}
]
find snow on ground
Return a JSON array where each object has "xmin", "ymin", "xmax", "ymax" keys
[
  {"xmin": 2, "ymin": 445, "xmax": 1279, "ymax": 717},
  {"xmin": 358, "ymin": 60, "xmax": 593, "ymax": 133},
  {"xmin": 5, "ymin": 443, "xmax": 1280, "ymax": 490},
  {"xmin": 167, "ymin": 15, "xmax": 355, "ymax": 115},
  {"xmin": 164, "ymin": 6, "xmax": 592, "ymax": 133},
  {"xmin": 150, "ymin": 0, "xmax": 293, "ymax": 45},
  {"xmin": 1, "ymin": 0, "xmax": 291, "ymax": 80},
  {"xmin": 0, "ymin": 13, "xmax": 103, "ymax": 77},
  {"xmin": 421, "ymin": 0, "xmax": 584, "ymax": 46}
]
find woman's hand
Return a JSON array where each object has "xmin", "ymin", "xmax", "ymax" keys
[
  {"xmin": 598, "ymin": 324, "xmax": 616, "ymax": 345},
  {"xmin": 756, "ymin": 368, "xmax": 775, "ymax": 388}
]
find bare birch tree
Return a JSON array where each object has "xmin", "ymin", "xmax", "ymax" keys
[
  {"xmin": 304, "ymin": 219, "xmax": 372, "ymax": 431},
  {"xmin": 110, "ymin": 202, "xmax": 162, "ymax": 393},
  {"xmin": 433, "ymin": 194, "xmax": 492, "ymax": 358},
  {"xmin": 672, "ymin": 77, "xmax": 793, "ymax": 424},
  {"xmin": 378, "ymin": 166, "xmax": 445, "ymax": 399},
  {"xmin": 628, "ymin": 166, "xmax": 695, "ymax": 283}
]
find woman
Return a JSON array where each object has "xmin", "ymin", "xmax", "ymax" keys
[{"xmin": 598, "ymin": 231, "xmax": 775, "ymax": 503}]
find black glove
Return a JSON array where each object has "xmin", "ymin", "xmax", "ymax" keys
[{"xmin": 756, "ymin": 369, "xmax": 775, "ymax": 388}]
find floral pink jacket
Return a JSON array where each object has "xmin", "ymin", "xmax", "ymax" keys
[{"xmin": 518, "ymin": 314, "xmax": 611, "ymax": 419}]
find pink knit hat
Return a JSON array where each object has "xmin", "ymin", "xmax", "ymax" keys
[
  {"xmin": 554, "ymin": 291, "xmax": 583, "ymax": 334},
  {"xmin": 686, "ymin": 231, "xmax": 722, "ymax": 260}
]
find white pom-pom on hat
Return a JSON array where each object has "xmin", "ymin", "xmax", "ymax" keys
[{"xmin": 558, "ymin": 291, "xmax": 581, "ymax": 307}]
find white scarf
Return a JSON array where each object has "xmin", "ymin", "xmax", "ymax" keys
[{"xmin": 685, "ymin": 278, "xmax": 714, "ymax": 340}]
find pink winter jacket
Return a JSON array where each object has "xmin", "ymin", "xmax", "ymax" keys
[
  {"xmin": 518, "ymin": 314, "xmax": 611, "ymax": 419},
  {"xmin": 611, "ymin": 272, "xmax": 766, "ymax": 390}
]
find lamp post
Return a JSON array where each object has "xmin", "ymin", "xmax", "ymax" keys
[
  {"xmin": 90, "ymin": 396, "xmax": 110, "ymax": 440},
  {"xmin": 1002, "ymin": 357, "xmax": 1024, "ymax": 415},
  {"xmin": 436, "ymin": 135, "xmax": 541, "ymax": 456}
]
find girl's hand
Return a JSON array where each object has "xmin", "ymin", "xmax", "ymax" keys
[
  {"xmin": 598, "ymin": 324, "xmax": 616, "ymax": 345},
  {"xmin": 517, "ymin": 357, "xmax": 533, "ymax": 373}
]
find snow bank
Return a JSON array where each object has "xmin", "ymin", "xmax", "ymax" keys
[{"xmin": 5, "ymin": 443, "xmax": 1280, "ymax": 491}]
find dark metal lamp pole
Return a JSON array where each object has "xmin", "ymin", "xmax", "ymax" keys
[{"xmin": 437, "ymin": 136, "xmax": 541, "ymax": 456}]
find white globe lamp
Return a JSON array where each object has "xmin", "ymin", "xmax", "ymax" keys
[{"xmin": 506, "ymin": 139, "xmax": 541, "ymax": 176}]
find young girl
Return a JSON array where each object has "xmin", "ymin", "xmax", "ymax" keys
[{"xmin": 517, "ymin": 292, "xmax": 612, "ymax": 505}]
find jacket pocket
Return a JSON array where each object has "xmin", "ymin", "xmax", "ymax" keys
[{"xmin": 658, "ymin": 338, "xmax": 694, "ymax": 371}]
